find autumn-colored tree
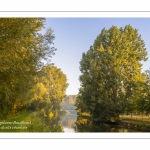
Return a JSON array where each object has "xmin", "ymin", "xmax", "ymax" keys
[
  {"xmin": 28, "ymin": 65, "xmax": 69, "ymax": 131},
  {"xmin": 0, "ymin": 18, "xmax": 56, "ymax": 118},
  {"xmin": 28, "ymin": 65, "xmax": 68, "ymax": 117}
]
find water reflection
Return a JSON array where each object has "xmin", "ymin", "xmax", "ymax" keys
[
  {"xmin": 63, "ymin": 127, "xmax": 75, "ymax": 133},
  {"xmin": 61, "ymin": 114, "xmax": 77, "ymax": 132},
  {"xmin": 60, "ymin": 109, "xmax": 137, "ymax": 132},
  {"xmin": 75, "ymin": 116, "xmax": 139, "ymax": 132}
]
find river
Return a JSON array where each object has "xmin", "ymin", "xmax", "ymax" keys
[
  {"xmin": 61, "ymin": 110, "xmax": 77, "ymax": 133},
  {"xmin": 60, "ymin": 109, "xmax": 138, "ymax": 132}
]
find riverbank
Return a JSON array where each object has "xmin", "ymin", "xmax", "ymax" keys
[
  {"xmin": 0, "ymin": 112, "xmax": 31, "ymax": 132},
  {"xmin": 119, "ymin": 118, "xmax": 150, "ymax": 132},
  {"xmin": 0, "ymin": 111, "xmax": 64, "ymax": 132}
]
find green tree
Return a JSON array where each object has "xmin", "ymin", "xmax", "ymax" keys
[
  {"xmin": 0, "ymin": 18, "xmax": 56, "ymax": 118},
  {"xmin": 135, "ymin": 69, "xmax": 150, "ymax": 119},
  {"xmin": 145, "ymin": 69, "xmax": 150, "ymax": 117},
  {"xmin": 76, "ymin": 25, "xmax": 148, "ymax": 125}
]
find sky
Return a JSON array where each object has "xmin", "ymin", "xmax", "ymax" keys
[{"xmin": 44, "ymin": 18, "xmax": 150, "ymax": 95}]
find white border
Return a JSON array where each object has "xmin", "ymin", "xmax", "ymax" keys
[
  {"xmin": 0, "ymin": 12, "xmax": 150, "ymax": 18},
  {"xmin": 1, "ymin": 0, "xmax": 150, "ymax": 12},
  {"xmin": 0, "ymin": 0, "xmax": 150, "ymax": 140},
  {"xmin": 0, "ymin": 133, "xmax": 149, "ymax": 139}
]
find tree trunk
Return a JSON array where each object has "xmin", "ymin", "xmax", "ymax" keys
[{"xmin": 131, "ymin": 112, "xmax": 132, "ymax": 118}]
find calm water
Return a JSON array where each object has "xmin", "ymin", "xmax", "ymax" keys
[
  {"xmin": 61, "ymin": 113, "xmax": 77, "ymax": 133},
  {"xmin": 60, "ymin": 109, "xmax": 137, "ymax": 132}
]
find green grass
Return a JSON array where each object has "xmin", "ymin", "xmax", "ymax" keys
[
  {"xmin": 120, "ymin": 114, "xmax": 150, "ymax": 122},
  {"xmin": 0, "ymin": 111, "xmax": 64, "ymax": 132},
  {"xmin": 120, "ymin": 114, "xmax": 150, "ymax": 125},
  {"xmin": 0, "ymin": 112, "xmax": 32, "ymax": 132}
]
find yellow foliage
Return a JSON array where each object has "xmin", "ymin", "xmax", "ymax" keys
[
  {"xmin": 108, "ymin": 49, "xmax": 112, "ymax": 55},
  {"xmin": 76, "ymin": 119, "xmax": 87, "ymax": 125},
  {"xmin": 31, "ymin": 82, "xmax": 49, "ymax": 102},
  {"xmin": 81, "ymin": 112, "xmax": 90, "ymax": 117},
  {"xmin": 49, "ymin": 112, "xmax": 54, "ymax": 118},
  {"xmin": 37, "ymin": 83, "xmax": 47, "ymax": 95}
]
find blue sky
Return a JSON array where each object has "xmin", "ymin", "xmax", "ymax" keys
[{"xmin": 44, "ymin": 18, "xmax": 150, "ymax": 95}]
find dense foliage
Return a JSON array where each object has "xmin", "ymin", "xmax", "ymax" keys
[
  {"xmin": 0, "ymin": 18, "xmax": 68, "ymax": 132},
  {"xmin": 75, "ymin": 25, "xmax": 150, "ymax": 130}
]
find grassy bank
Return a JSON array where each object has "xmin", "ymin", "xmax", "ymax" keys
[
  {"xmin": 0, "ymin": 111, "xmax": 52, "ymax": 132},
  {"xmin": 0, "ymin": 112, "xmax": 32, "ymax": 132},
  {"xmin": 0, "ymin": 110, "xmax": 65, "ymax": 132},
  {"xmin": 119, "ymin": 115, "xmax": 150, "ymax": 132}
]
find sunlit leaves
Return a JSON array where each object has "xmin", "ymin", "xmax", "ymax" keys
[
  {"xmin": 0, "ymin": 18, "xmax": 57, "ymax": 118},
  {"xmin": 76, "ymin": 25, "xmax": 148, "ymax": 125}
]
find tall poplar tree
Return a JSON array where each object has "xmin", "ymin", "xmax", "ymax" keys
[{"xmin": 76, "ymin": 25, "xmax": 148, "ymax": 125}]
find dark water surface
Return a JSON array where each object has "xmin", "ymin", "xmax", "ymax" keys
[{"xmin": 60, "ymin": 109, "xmax": 138, "ymax": 132}]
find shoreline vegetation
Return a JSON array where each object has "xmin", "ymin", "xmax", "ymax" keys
[
  {"xmin": 1, "ymin": 110, "xmax": 150, "ymax": 132},
  {"xmin": 119, "ymin": 115, "xmax": 150, "ymax": 132},
  {"xmin": 0, "ymin": 95, "xmax": 76, "ymax": 132},
  {"xmin": 0, "ymin": 110, "xmax": 65, "ymax": 132},
  {"xmin": 1, "ymin": 93, "xmax": 150, "ymax": 132}
]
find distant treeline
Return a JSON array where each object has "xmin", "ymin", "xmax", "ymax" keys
[
  {"xmin": 61, "ymin": 95, "xmax": 77, "ymax": 114},
  {"xmin": 62, "ymin": 95, "xmax": 76, "ymax": 106}
]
